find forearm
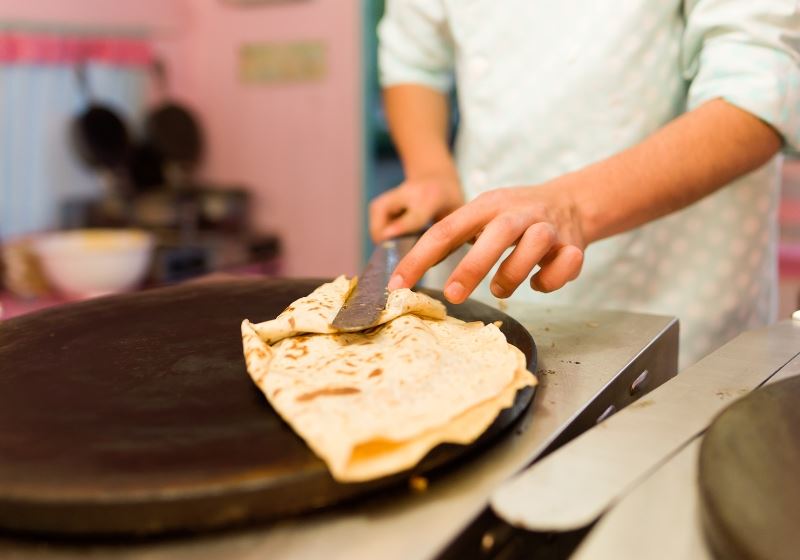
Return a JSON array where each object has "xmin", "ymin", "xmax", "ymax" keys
[
  {"xmin": 389, "ymin": 98, "xmax": 785, "ymax": 300},
  {"xmin": 565, "ymin": 99, "xmax": 783, "ymax": 244},
  {"xmin": 383, "ymin": 84, "xmax": 458, "ymax": 180}
]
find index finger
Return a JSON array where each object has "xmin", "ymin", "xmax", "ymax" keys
[{"xmin": 387, "ymin": 203, "xmax": 494, "ymax": 290}]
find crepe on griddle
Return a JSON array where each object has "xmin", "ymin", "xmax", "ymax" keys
[{"xmin": 241, "ymin": 276, "xmax": 536, "ymax": 482}]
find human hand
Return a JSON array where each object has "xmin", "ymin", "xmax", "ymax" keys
[
  {"xmin": 387, "ymin": 182, "xmax": 586, "ymax": 303},
  {"xmin": 369, "ymin": 173, "xmax": 464, "ymax": 242}
]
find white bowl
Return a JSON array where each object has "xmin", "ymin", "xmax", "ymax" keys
[{"xmin": 32, "ymin": 229, "xmax": 155, "ymax": 299}]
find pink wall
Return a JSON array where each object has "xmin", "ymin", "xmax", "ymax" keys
[
  {"xmin": 1, "ymin": 0, "xmax": 363, "ymax": 278},
  {"xmin": 165, "ymin": 0, "xmax": 363, "ymax": 278},
  {"xmin": 0, "ymin": 0, "xmax": 194, "ymax": 95},
  {"xmin": 0, "ymin": 0, "xmax": 189, "ymax": 33}
]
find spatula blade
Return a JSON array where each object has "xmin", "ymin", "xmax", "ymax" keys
[{"xmin": 331, "ymin": 236, "xmax": 416, "ymax": 331}]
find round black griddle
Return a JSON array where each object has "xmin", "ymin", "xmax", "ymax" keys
[
  {"xmin": 0, "ymin": 278, "xmax": 536, "ymax": 537},
  {"xmin": 698, "ymin": 375, "xmax": 800, "ymax": 560}
]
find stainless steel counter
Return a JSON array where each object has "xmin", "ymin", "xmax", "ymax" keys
[
  {"xmin": 573, "ymin": 328, "xmax": 800, "ymax": 560},
  {"xmin": 0, "ymin": 304, "xmax": 678, "ymax": 560}
]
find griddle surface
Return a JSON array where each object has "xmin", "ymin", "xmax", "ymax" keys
[
  {"xmin": 699, "ymin": 375, "xmax": 800, "ymax": 560},
  {"xmin": 0, "ymin": 278, "xmax": 535, "ymax": 536}
]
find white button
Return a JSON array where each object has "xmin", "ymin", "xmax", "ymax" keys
[
  {"xmin": 470, "ymin": 169, "xmax": 488, "ymax": 189},
  {"xmin": 468, "ymin": 56, "xmax": 489, "ymax": 78}
]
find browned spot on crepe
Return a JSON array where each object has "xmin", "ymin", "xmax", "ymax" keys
[
  {"xmin": 368, "ymin": 368, "xmax": 383, "ymax": 378},
  {"xmin": 246, "ymin": 347, "xmax": 268, "ymax": 360},
  {"xmin": 284, "ymin": 339, "xmax": 310, "ymax": 359},
  {"xmin": 296, "ymin": 387, "xmax": 361, "ymax": 402},
  {"xmin": 285, "ymin": 349, "xmax": 308, "ymax": 360}
]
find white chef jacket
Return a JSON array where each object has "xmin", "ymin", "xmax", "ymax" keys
[{"xmin": 378, "ymin": 0, "xmax": 800, "ymax": 366}]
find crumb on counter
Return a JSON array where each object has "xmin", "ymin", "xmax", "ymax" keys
[
  {"xmin": 409, "ymin": 475, "xmax": 429, "ymax": 493},
  {"xmin": 481, "ymin": 532, "xmax": 496, "ymax": 552}
]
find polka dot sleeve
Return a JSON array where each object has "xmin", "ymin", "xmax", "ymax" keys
[
  {"xmin": 377, "ymin": 0, "xmax": 455, "ymax": 93},
  {"xmin": 681, "ymin": 0, "xmax": 800, "ymax": 154}
]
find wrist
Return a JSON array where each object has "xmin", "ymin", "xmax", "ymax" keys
[
  {"xmin": 404, "ymin": 159, "xmax": 462, "ymax": 202},
  {"xmin": 404, "ymin": 155, "xmax": 459, "ymax": 183},
  {"xmin": 556, "ymin": 169, "xmax": 605, "ymax": 246}
]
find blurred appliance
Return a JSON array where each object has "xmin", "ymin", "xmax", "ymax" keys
[
  {"xmin": 131, "ymin": 188, "xmax": 249, "ymax": 233},
  {"xmin": 63, "ymin": 59, "xmax": 281, "ymax": 285},
  {"xmin": 64, "ymin": 186, "xmax": 279, "ymax": 284}
]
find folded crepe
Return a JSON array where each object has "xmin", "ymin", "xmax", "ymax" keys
[{"xmin": 241, "ymin": 276, "xmax": 536, "ymax": 482}]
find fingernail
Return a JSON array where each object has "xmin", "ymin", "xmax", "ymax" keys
[
  {"xmin": 491, "ymin": 281, "xmax": 507, "ymax": 298},
  {"xmin": 387, "ymin": 274, "xmax": 404, "ymax": 291},
  {"xmin": 445, "ymin": 281, "xmax": 465, "ymax": 303}
]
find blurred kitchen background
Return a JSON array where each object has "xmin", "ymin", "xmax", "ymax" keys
[{"xmin": 1, "ymin": 0, "xmax": 799, "ymax": 319}]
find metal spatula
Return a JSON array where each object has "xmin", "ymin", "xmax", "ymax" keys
[{"xmin": 331, "ymin": 234, "xmax": 418, "ymax": 332}]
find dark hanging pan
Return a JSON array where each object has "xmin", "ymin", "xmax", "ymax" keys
[
  {"xmin": 144, "ymin": 59, "xmax": 204, "ymax": 177},
  {"xmin": 128, "ymin": 141, "xmax": 166, "ymax": 192},
  {"xmin": 70, "ymin": 62, "xmax": 131, "ymax": 171}
]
